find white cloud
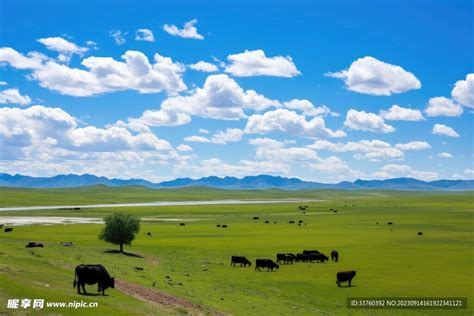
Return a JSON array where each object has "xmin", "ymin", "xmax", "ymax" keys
[
  {"xmin": 309, "ymin": 139, "xmax": 404, "ymax": 161},
  {"xmin": 185, "ymin": 128, "xmax": 243, "ymax": 145},
  {"xmin": 163, "ymin": 19, "xmax": 204, "ymax": 40},
  {"xmin": 0, "ymin": 88, "xmax": 32, "ymax": 105},
  {"xmin": 395, "ymin": 141, "xmax": 431, "ymax": 151},
  {"xmin": 344, "ymin": 109, "xmax": 395, "ymax": 133},
  {"xmin": 245, "ymin": 109, "xmax": 346, "ymax": 138},
  {"xmin": 37, "ymin": 37, "xmax": 88, "ymax": 62},
  {"xmin": 282, "ymin": 99, "xmax": 338, "ymax": 117},
  {"xmin": 177, "ymin": 144, "xmax": 193, "ymax": 152},
  {"xmin": 0, "ymin": 48, "xmax": 186, "ymax": 96},
  {"xmin": 109, "ymin": 30, "xmax": 127, "ymax": 45},
  {"xmin": 380, "ymin": 104, "xmax": 424, "ymax": 121},
  {"xmin": 424, "ymin": 97, "xmax": 463, "ymax": 117},
  {"xmin": 0, "ymin": 81, "xmax": 7, "ymax": 85},
  {"xmin": 438, "ymin": 152, "xmax": 453, "ymax": 159},
  {"xmin": 372, "ymin": 164, "xmax": 438, "ymax": 181},
  {"xmin": 452, "ymin": 73, "xmax": 474, "ymax": 108},
  {"xmin": 155, "ymin": 74, "xmax": 279, "ymax": 121},
  {"xmin": 199, "ymin": 128, "xmax": 210, "ymax": 134},
  {"xmin": 432, "ymin": 124, "xmax": 459, "ymax": 137},
  {"xmin": 189, "ymin": 61, "xmax": 218, "ymax": 72},
  {"xmin": 225, "ymin": 49, "xmax": 300, "ymax": 78},
  {"xmin": 326, "ymin": 56, "xmax": 421, "ymax": 95},
  {"xmin": 193, "ymin": 158, "xmax": 290, "ymax": 178},
  {"xmin": 135, "ymin": 29, "xmax": 155, "ymax": 42},
  {"xmin": 309, "ymin": 156, "xmax": 364, "ymax": 179},
  {"xmin": 465, "ymin": 168, "xmax": 474, "ymax": 175}
]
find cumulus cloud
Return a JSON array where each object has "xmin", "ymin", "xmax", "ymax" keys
[
  {"xmin": 225, "ymin": 49, "xmax": 300, "ymax": 78},
  {"xmin": 192, "ymin": 158, "xmax": 290, "ymax": 178},
  {"xmin": 0, "ymin": 88, "xmax": 32, "ymax": 105},
  {"xmin": 163, "ymin": 19, "xmax": 204, "ymax": 40},
  {"xmin": 185, "ymin": 128, "xmax": 243, "ymax": 145},
  {"xmin": 282, "ymin": 99, "xmax": 338, "ymax": 117},
  {"xmin": 135, "ymin": 29, "xmax": 155, "ymax": 42},
  {"xmin": 109, "ymin": 30, "xmax": 127, "ymax": 45},
  {"xmin": 326, "ymin": 56, "xmax": 421, "ymax": 95},
  {"xmin": 438, "ymin": 152, "xmax": 453, "ymax": 159},
  {"xmin": 344, "ymin": 109, "xmax": 395, "ymax": 133},
  {"xmin": 37, "ymin": 37, "xmax": 88, "ymax": 62},
  {"xmin": 308, "ymin": 139, "xmax": 404, "ymax": 161},
  {"xmin": 424, "ymin": 97, "xmax": 463, "ymax": 117},
  {"xmin": 432, "ymin": 124, "xmax": 459, "ymax": 137},
  {"xmin": 176, "ymin": 144, "xmax": 193, "ymax": 152},
  {"xmin": 380, "ymin": 104, "xmax": 424, "ymax": 121},
  {"xmin": 0, "ymin": 47, "xmax": 186, "ymax": 96},
  {"xmin": 245, "ymin": 109, "xmax": 346, "ymax": 138},
  {"xmin": 372, "ymin": 164, "xmax": 438, "ymax": 181},
  {"xmin": 189, "ymin": 61, "xmax": 218, "ymax": 72},
  {"xmin": 394, "ymin": 141, "xmax": 431, "ymax": 151},
  {"xmin": 452, "ymin": 73, "xmax": 474, "ymax": 108}
]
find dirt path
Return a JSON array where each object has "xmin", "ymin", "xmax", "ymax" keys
[{"xmin": 115, "ymin": 279, "xmax": 229, "ymax": 316}]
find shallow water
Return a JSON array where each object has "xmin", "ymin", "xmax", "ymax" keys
[{"xmin": 0, "ymin": 199, "xmax": 319, "ymax": 212}]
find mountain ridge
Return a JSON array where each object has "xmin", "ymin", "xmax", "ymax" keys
[{"xmin": 0, "ymin": 173, "xmax": 472, "ymax": 191}]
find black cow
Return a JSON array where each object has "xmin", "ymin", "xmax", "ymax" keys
[
  {"xmin": 253, "ymin": 217, "xmax": 259, "ymax": 220},
  {"xmin": 418, "ymin": 232, "xmax": 423, "ymax": 236},
  {"xmin": 255, "ymin": 259, "xmax": 279, "ymax": 271},
  {"xmin": 303, "ymin": 250, "xmax": 319, "ymax": 256},
  {"xmin": 26, "ymin": 242, "xmax": 44, "ymax": 248},
  {"xmin": 309, "ymin": 253, "xmax": 329, "ymax": 263},
  {"xmin": 231, "ymin": 256, "xmax": 252, "ymax": 267},
  {"xmin": 4, "ymin": 228, "xmax": 13, "ymax": 232},
  {"xmin": 336, "ymin": 271, "xmax": 356, "ymax": 287},
  {"xmin": 276, "ymin": 253, "xmax": 295, "ymax": 264},
  {"xmin": 222, "ymin": 225, "xmax": 228, "ymax": 228},
  {"xmin": 296, "ymin": 253, "xmax": 309, "ymax": 262},
  {"xmin": 73, "ymin": 264, "xmax": 114, "ymax": 295},
  {"xmin": 179, "ymin": 223, "xmax": 185, "ymax": 226},
  {"xmin": 331, "ymin": 250, "xmax": 339, "ymax": 262}
]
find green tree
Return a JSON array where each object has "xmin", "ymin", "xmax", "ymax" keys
[{"xmin": 99, "ymin": 213, "xmax": 140, "ymax": 253}]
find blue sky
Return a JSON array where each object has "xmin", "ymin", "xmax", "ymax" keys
[{"xmin": 0, "ymin": 0, "xmax": 472, "ymax": 182}]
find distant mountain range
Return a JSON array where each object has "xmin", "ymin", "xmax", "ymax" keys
[{"xmin": 0, "ymin": 173, "xmax": 473, "ymax": 191}]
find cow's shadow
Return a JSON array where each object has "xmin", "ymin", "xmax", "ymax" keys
[
  {"xmin": 103, "ymin": 249, "xmax": 143, "ymax": 258},
  {"xmin": 338, "ymin": 285, "xmax": 358, "ymax": 288},
  {"xmin": 78, "ymin": 292, "xmax": 107, "ymax": 296}
]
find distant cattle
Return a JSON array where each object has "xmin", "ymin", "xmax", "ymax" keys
[
  {"xmin": 298, "ymin": 220, "xmax": 303, "ymax": 223},
  {"xmin": 333, "ymin": 210, "xmax": 338, "ymax": 213},
  {"xmin": 298, "ymin": 206, "xmax": 306, "ymax": 210},
  {"xmin": 255, "ymin": 259, "xmax": 279, "ymax": 272},
  {"xmin": 418, "ymin": 232, "xmax": 423, "ymax": 236},
  {"xmin": 331, "ymin": 250, "xmax": 339, "ymax": 262},
  {"xmin": 231, "ymin": 256, "xmax": 252, "ymax": 267},
  {"xmin": 296, "ymin": 253, "xmax": 309, "ymax": 262},
  {"xmin": 222, "ymin": 225, "xmax": 228, "ymax": 228},
  {"xmin": 146, "ymin": 232, "xmax": 152, "ymax": 236},
  {"xmin": 309, "ymin": 253, "xmax": 329, "ymax": 263},
  {"xmin": 303, "ymin": 250, "xmax": 320, "ymax": 256},
  {"xmin": 61, "ymin": 242, "xmax": 74, "ymax": 247},
  {"xmin": 73, "ymin": 264, "xmax": 114, "ymax": 295},
  {"xmin": 217, "ymin": 224, "xmax": 221, "ymax": 227},
  {"xmin": 387, "ymin": 222, "xmax": 393, "ymax": 225},
  {"xmin": 4, "ymin": 228, "xmax": 13, "ymax": 232},
  {"xmin": 179, "ymin": 223, "xmax": 185, "ymax": 226},
  {"xmin": 265, "ymin": 221, "xmax": 269, "ymax": 224},
  {"xmin": 273, "ymin": 221, "xmax": 277, "ymax": 224},
  {"xmin": 289, "ymin": 221, "xmax": 295, "ymax": 224},
  {"xmin": 336, "ymin": 271, "xmax": 356, "ymax": 287},
  {"xmin": 25, "ymin": 242, "xmax": 44, "ymax": 248},
  {"xmin": 253, "ymin": 217, "xmax": 259, "ymax": 220},
  {"xmin": 276, "ymin": 253, "xmax": 295, "ymax": 264}
]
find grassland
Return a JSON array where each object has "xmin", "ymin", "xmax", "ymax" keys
[{"xmin": 0, "ymin": 187, "xmax": 472, "ymax": 315}]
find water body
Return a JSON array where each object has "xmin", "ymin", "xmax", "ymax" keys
[
  {"xmin": 0, "ymin": 199, "xmax": 318, "ymax": 212},
  {"xmin": 0, "ymin": 216, "xmax": 209, "ymax": 226}
]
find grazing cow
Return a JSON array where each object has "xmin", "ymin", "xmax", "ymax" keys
[
  {"xmin": 73, "ymin": 264, "xmax": 114, "ymax": 295},
  {"xmin": 231, "ymin": 256, "xmax": 252, "ymax": 267},
  {"xmin": 418, "ymin": 232, "xmax": 423, "ymax": 236},
  {"xmin": 222, "ymin": 225, "xmax": 228, "ymax": 228},
  {"xmin": 387, "ymin": 222, "xmax": 393, "ymax": 225},
  {"xmin": 309, "ymin": 253, "xmax": 329, "ymax": 263},
  {"xmin": 296, "ymin": 253, "xmax": 309, "ymax": 262},
  {"xmin": 289, "ymin": 221, "xmax": 295, "ymax": 224},
  {"xmin": 298, "ymin": 220, "xmax": 303, "ymax": 223},
  {"xmin": 26, "ymin": 242, "xmax": 44, "ymax": 248},
  {"xmin": 331, "ymin": 250, "xmax": 339, "ymax": 262},
  {"xmin": 303, "ymin": 250, "xmax": 320, "ymax": 256},
  {"xmin": 265, "ymin": 221, "xmax": 269, "ymax": 224},
  {"xmin": 336, "ymin": 271, "xmax": 356, "ymax": 287},
  {"xmin": 146, "ymin": 232, "xmax": 152, "ymax": 236},
  {"xmin": 4, "ymin": 228, "xmax": 13, "ymax": 232},
  {"xmin": 255, "ymin": 259, "xmax": 279, "ymax": 272},
  {"xmin": 253, "ymin": 217, "xmax": 259, "ymax": 220},
  {"xmin": 217, "ymin": 224, "xmax": 221, "ymax": 227},
  {"xmin": 179, "ymin": 223, "xmax": 185, "ymax": 226}
]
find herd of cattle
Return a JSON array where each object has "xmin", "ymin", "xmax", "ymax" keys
[{"xmin": 231, "ymin": 249, "xmax": 356, "ymax": 287}]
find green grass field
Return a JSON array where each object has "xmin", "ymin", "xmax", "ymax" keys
[{"xmin": 0, "ymin": 187, "xmax": 472, "ymax": 315}]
